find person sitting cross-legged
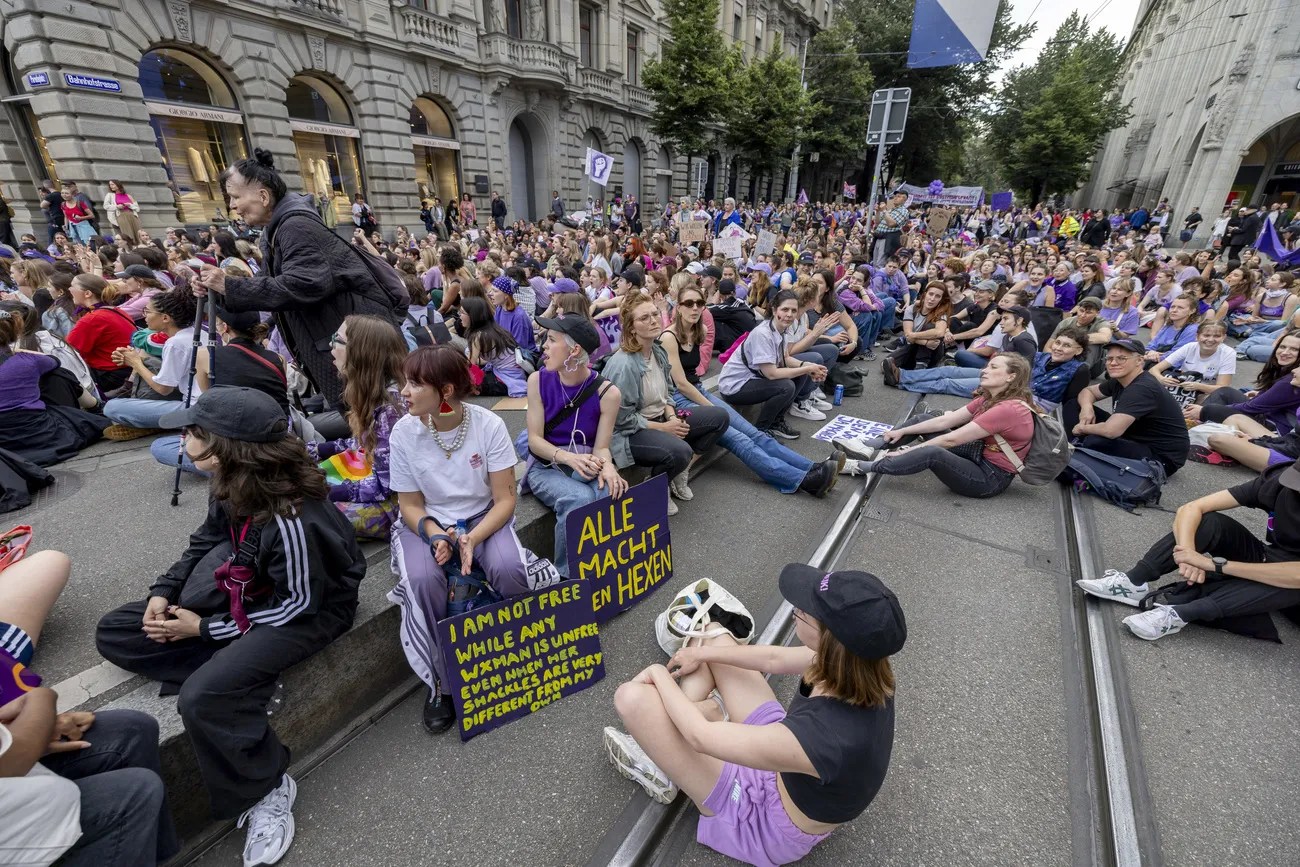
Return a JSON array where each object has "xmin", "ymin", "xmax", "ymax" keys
[{"xmin": 1077, "ymin": 461, "xmax": 1300, "ymax": 642}]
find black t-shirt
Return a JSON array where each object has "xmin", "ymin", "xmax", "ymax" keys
[
  {"xmin": 43, "ymin": 191, "xmax": 62, "ymax": 226},
  {"xmin": 1228, "ymin": 465, "xmax": 1300, "ymax": 556},
  {"xmin": 1099, "ymin": 372, "xmax": 1190, "ymax": 469},
  {"xmin": 779, "ymin": 679, "xmax": 894, "ymax": 824},
  {"xmin": 1007, "ymin": 331, "xmax": 1037, "ymax": 361}
]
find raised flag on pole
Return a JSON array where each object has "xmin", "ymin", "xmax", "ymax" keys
[
  {"xmin": 907, "ymin": 0, "xmax": 998, "ymax": 68},
  {"xmin": 796, "ymin": 188, "xmax": 808, "ymax": 205},
  {"xmin": 1255, "ymin": 218, "xmax": 1300, "ymax": 267},
  {"xmin": 842, "ymin": 183, "xmax": 857, "ymax": 200},
  {"xmin": 585, "ymin": 148, "xmax": 614, "ymax": 187}
]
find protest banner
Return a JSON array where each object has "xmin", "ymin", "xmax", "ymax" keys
[
  {"xmin": 679, "ymin": 220, "xmax": 707, "ymax": 244},
  {"xmin": 756, "ymin": 230, "xmax": 777, "ymax": 256},
  {"xmin": 566, "ymin": 475, "xmax": 673, "ymax": 622},
  {"xmin": 812, "ymin": 414, "xmax": 894, "ymax": 444},
  {"xmin": 438, "ymin": 580, "xmax": 605, "ymax": 740},
  {"xmin": 714, "ymin": 236, "xmax": 744, "ymax": 260},
  {"xmin": 466, "ymin": 228, "xmax": 480, "ymax": 241},
  {"xmin": 897, "ymin": 183, "xmax": 984, "ymax": 209},
  {"xmin": 926, "ymin": 206, "xmax": 956, "ymax": 238},
  {"xmin": 719, "ymin": 223, "xmax": 750, "ymax": 240},
  {"xmin": 585, "ymin": 148, "xmax": 614, "ymax": 187}
]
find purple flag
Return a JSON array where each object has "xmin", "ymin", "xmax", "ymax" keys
[
  {"xmin": 990, "ymin": 191, "xmax": 1013, "ymax": 212},
  {"xmin": 796, "ymin": 189, "xmax": 808, "ymax": 206},
  {"xmin": 1254, "ymin": 218, "xmax": 1300, "ymax": 267}
]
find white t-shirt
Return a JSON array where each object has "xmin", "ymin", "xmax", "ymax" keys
[
  {"xmin": 388, "ymin": 404, "xmax": 518, "ymax": 526},
  {"xmin": 153, "ymin": 329, "xmax": 203, "ymax": 400},
  {"xmin": 0, "ymin": 722, "xmax": 83, "ymax": 866},
  {"xmin": 1164, "ymin": 342, "xmax": 1237, "ymax": 380}
]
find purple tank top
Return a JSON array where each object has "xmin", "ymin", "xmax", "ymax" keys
[{"xmin": 540, "ymin": 368, "xmax": 602, "ymax": 448}]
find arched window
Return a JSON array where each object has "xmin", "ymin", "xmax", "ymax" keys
[
  {"xmin": 286, "ymin": 76, "xmax": 364, "ymax": 227},
  {"xmin": 139, "ymin": 48, "xmax": 248, "ymax": 224},
  {"xmin": 410, "ymin": 98, "xmax": 461, "ymax": 206}
]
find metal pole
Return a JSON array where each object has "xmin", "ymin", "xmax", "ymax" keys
[
  {"xmin": 786, "ymin": 38, "xmax": 809, "ymax": 203},
  {"xmin": 865, "ymin": 141, "xmax": 886, "ymax": 237}
]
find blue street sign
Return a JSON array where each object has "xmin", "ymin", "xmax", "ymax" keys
[
  {"xmin": 26, "ymin": 71, "xmax": 50, "ymax": 87},
  {"xmin": 63, "ymin": 73, "xmax": 121, "ymax": 93}
]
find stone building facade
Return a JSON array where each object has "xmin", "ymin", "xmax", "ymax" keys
[
  {"xmin": 0, "ymin": 0, "xmax": 824, "ymax": 239},
  {"xmin": 1077, "ymin": 0, "xmax": 1300, "ymax": 240}
]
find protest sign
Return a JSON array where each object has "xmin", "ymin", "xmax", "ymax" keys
[
  {"xmin": 466, "ymin": 228, "xmax": 480, "ymax": 241},
  {"xmin": 679, "ymin": 220, "xmax": 707, "ymax": 244},
  {"xmin": 566, "ymin": 475, "xmax": 672, "ymax": 622},
  {"xmin": 719, "ymin": 223, "xmax": 750, "ymax": 240},
  {"xmin": 926, "ymin": 207, "xmax": 956, "ymax": 238},
  {"xmin": 756, "ymin": 230, "xmax": 777, "ymax": 256},
  {"xmin": 897, "ymin": 183, "xmax": 984, "ymax": 209},
  {"xmin": 714, "ymin": 236, "xmax": 744, "ymax": 260},
  {"xmin": 438, "ymin": 580, "xmax": 605, "ymax": 740},
  {"xmin": 812, "ymin": 414, "xmax": 894, "ymax": 444}
]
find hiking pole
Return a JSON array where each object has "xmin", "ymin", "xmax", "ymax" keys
[{"xmin": 170, "ymin": 291, "xmax": 207, "ymax": 507}]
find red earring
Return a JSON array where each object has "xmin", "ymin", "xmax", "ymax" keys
[{"xmin": 439, "ymin": 398, "xmax": 455, "ymax": 417}]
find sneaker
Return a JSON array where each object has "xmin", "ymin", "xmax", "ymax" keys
[
  {"xmin": 669, "ymin": 471, "xmax": 694, "ymax": 501},
  {"xmin": 422, "ymin": 688, "xmax": 456, "ymax": 734},
  {"xmin": 808, "ymin": 391, "xmax": 834, "ymax": 411},
  {"xmin": 1123, "ymin": 604, "xmax": 1187, "ymax": 641},
  {"xmin": 103, "ymin": 424, "xmax": 164, "ymax": 442},
  {"xmin": 841, "ymin": 459, "xmax": 870, "ymax": 476},
  {"xmin": 881, "ymin": 358, "xmax": 900, "ymax": 388},
  {"xmin": 604, "ymin": 727, "xmax": 678, "ymax": 804},
  {"xmin": 765, "ymin": 419, "xmax": 801, "ymax": 440},
  {"xmin": 667, "ymin": 498, "xmax": 679, "ymax": 516},
  {"xmin": 238, "ymin": 774, "xmax": 297, "ymax": 867},
  {"xmin": 1188, "ymin": 445, "xmax": 1236, "ymax": 466},
  {"xmin": 832, "ymin": 436, "xmax": 876, "ymax": 460},
  {"xmin": 788, "ymin": 400, "xmax": 826, "ymax": 421},
  {"xmin": 1075, "ymin": 569, "xmax": 1150, "ymax": 607}
]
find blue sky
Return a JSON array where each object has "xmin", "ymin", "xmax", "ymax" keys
[{"xmin": 1002, "ymin": 0, "xmax": 1140, "ymax": 74}]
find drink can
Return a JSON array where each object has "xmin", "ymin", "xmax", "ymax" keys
[{"xmin": 832, "ymin": 385, "xmax": 845, "ymax": 406}]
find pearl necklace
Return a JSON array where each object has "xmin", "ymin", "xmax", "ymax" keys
[{"xmin": 426, "ymin": 409, "xmax": 470, "ymax": 459}]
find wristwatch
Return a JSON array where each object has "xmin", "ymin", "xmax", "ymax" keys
[{"xmin": 1210, "ymin": 555, "xmax": 1228, "ymax": 575}]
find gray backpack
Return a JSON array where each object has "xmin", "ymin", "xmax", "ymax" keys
[{"xmin": 992, "ymin": 401, "xmax": 1073, "ymax": 485}]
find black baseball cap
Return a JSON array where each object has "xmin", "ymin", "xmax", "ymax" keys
[
  {"xmin": 213, "ymin": 302, "xmax": 261, "ymax": 333},
  {"xmin": 779, "ymin": 565, "xmax": 906, "ymax": 659},
  {"xmin": 160, "ymin": 386, "xmax": 290, "ymax": 443},
  {"xmin": 702, "ymin": 264, "xmax": 723, "ymax": 280},
  {"xmin": 797, "ymin": 252, "xmax": 815, "ymax": 265},
  {"xmin": 115, "ymin": 263, "xmax": 154, "ymax": 280},
  {"xmin": 1004, "ymin": 305, "xmax": 1032, "ymax": 324},
  {"xmin": 619, "ymin": 267, "xmax": 644, "ymax": 287},
  {"xmin": 1105, "ymin": 336, "xmax": 1146, "ymax": 354},
  {"xmin": 536, "ymin": 314, "xmax": 601, "ymax": 354},
  {"xmin": 717, "ymin": 278, "xmax": 736, "ymax": 296}
]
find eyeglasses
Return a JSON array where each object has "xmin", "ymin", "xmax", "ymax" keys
[
  {"xmin": 678, "ymin": 299, "xmax": 704, "ymax": 309},
  {"xmin": 1104, "ymin": 355, "xmax": 1132, "ymax": 365},
  {"xmin": 330, "ymin": 333, "xmax": 347, "ymax": 346}
]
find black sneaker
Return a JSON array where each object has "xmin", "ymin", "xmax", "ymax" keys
[
  {"xmin": 422, "ymin": 688, "xmax": 456, "ymax": 734},
  {"xmin": 766, "ymin": 419, "xmax": 801, "ymax": 440}
]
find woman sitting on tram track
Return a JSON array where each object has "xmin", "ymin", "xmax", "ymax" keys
[
  {"xmin": 843, "ymin": 353, "xmax": 1040, "ymax": 498},
  {"xmin": 603, "ymin": 565, "xmax": 904, "ymax": 867},
  {"xmin": 1077, "ymin": 460, "xmax": 1300, "ymax": 642}
]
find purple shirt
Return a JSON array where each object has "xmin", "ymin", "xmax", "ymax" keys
[
  {"xmin": 1099, "ymin": 304, "xmax": 1139, "ymax": 334},
  {"xmin": 871, "ymin": 271, "xmax": 908, "ymax": 302},
  {"xmin": 539, "ymin": 369, "xmax": 602, "ymax": 447},
  {"xmin": 496, "ymin": 305, "xmax": 536, "ymax": 352},
  {"xmin": 0, "ymin": 351, "xmax": 57, "ymax": 411}
]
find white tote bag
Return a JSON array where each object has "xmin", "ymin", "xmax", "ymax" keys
[{"xmin": 654, "ymin": 578, "xmax": 756, "ymax": 656}]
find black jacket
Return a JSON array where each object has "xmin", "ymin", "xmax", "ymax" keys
[
  {"xmin": 221, "ymin": 195, "xmax": 400, "ymax": 404},
  {"xmin": 491, "ymin": 198, "xmax": 507, "ymax": 219},
  {"xmin": 1080, "ymin": 218, "xmax": 1109, "ymax": 247},
  {"xmin": 1229, "ymin": 212, "xmax": 1262, "ymax": 246}
]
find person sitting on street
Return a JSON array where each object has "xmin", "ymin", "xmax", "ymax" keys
[
  {"xmin": 603, "ymin": 565, "xmax": 903, "ymax": 867},
  {"xmin": 837, "ymin": 266, "xmax": 885, "ymax": 360},
  {"xmin": 459, "ymin": 296, "xmax": 527, "ymax": 398},
  {"xmin": 96, "ymin": 386, "xmax": 366, "ymax": 867},
  {"xmin": 64, "ymin": 274, "xmax": 134, "ymax": 395},
  {"xmin": 844, "ymin": 353, "xmax": 1039, "ymax": 498},
  {"xmin": 1071, "ymin": 337, "xmax": 1190, "ymax": 476},
  {"xmin": 943, "ymin": 279, "xmax": 999, "ymax": 352},
  {"xmin": 603, "ymin": 295, "xmax": 730, "ymax": 508},
  {"xmin": 1148, "ymin": 319, "xmax": 1235, "ymax": 411},
  {"xmin": 1143, "ymin": 294, "xmax": 1200, "ymax": 363},
  {"xmin": 101, "ymin": 285, "xmax": 198, "ymax": 439},
  {"xmin": 889, "ymin": 282, "xmax": 950, "ymax": 371},
  {"xmin": 717, "ymin": 290, "xmax": 829, "ymax": 441},
  {"xmin": 1186, "ymin": 330, "xmax": 1300, "ymax": 442},
  {"xmin": 1077, "ymin": 461, "xmax": 1300, "ymax": 643},
  {"xmin": 388, "ymin": 346, "xmax": 540, "ymax": 734},
  {"xmin": 952, "ymin": 289, "xmax": 1034, "ymax": 369},
  {"xmin": 1097, "ymin": 280, "xmax": 1139, "ymax": 339},
  {"xmin": 1049, "ymin": 297, "xmax": 1112, "ymax": 376}
]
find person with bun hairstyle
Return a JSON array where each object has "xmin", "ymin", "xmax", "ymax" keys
[
  {"xmin": 96, "ymin": 387, "xmax": 366, "ymax": 867},
  {"xmin": 64, "ymin": 273, "xmax": 135, "ymax": 394},
  {"xmin": 197, "ymin": 149, "xmax": 403, "ymax": 407},
  {"xmin": 603, "ymin": 565, "xmax": 903, "ymax": 867}
]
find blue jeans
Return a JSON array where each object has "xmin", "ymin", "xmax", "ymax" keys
[
  {"xmin": 873, "ymin": 293, "xmax": 897, "ymax": 333},
  {"xmin": 897, "ymin": 366, "xmax": 980, "ymax": 398},
  {"xmin": 953, "ymin": 349, "xmax": 990, "ymax": 369},
  {"xmin": 1237, "ymin": 322, "xmax": 1286, "ymax": 362},
  {"xmin": 67, "ymin": 221, "xmax": 96, "ymax": 244},
  {"xmin": 675, "ymin": 393, "xmax": 813, "ymax": 493},
  {"xmin": 150, "ymin": 434, "xmax": 210, "ymax": 477},
  {"xmin": 793, "ymin": 350, "xmax": 835, "ymax": 399},
  {"xmin": 40, "ymin": 709, "xmax": 178, "ymax": 867},
  {"xmin": 525, "ymin": 460, "xmax": 608, "ymax": 578},
  {"xmin": 102, "ymin": 397, "xmax": 180, "ymax": 429},
  {"xmin": 850, "ymin": 310, "xmax": 884, "ymax": 349}
]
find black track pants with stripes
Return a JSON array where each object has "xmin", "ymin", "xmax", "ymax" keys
[{"xmin": 95, "ymin": 542, "xmax": 352, "ymax": 819}]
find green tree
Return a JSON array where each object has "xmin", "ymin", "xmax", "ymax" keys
[
  {"xmin": 642, "ymin": 0, "xmax": 736, "ymax": 160},
  {"xmin": 804, "ymin": 20, "xmax": 874, "ymax": 167},
  {"xmin": 988, "ymin": 12, "xmax": 1130, "ymax": 201},
  {"xmin": 724, "ymin": 49, "xmax": 810, "ymax": 177}
]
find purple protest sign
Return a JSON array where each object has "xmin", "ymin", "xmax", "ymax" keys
[
  {"xmin": 566, "ymin": 475, "xmax": 673, "ymax": 623},
  {"xmin": 437, "ymin": 580, "xmax": 604, "ymax": 740}
]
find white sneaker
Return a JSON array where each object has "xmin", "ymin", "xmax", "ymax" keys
[
  {"xmin": 788, "ymin": 400, "xmax": 827, "ymax": 421},
  {"xmin": 1123, "ymin": 604, "xmax": 1187, "ymax": 641},
  {"xmin": 669, "ymin": 471, "xmax": 694, "ymax": 501},
  {"xmin": 809, "ymin": 391, "xmax": 834, "ymax": 411},
  {"xmin": 1075, "ymin": 569, "xmax": 1150, "ymax": 607},
  {"xmin": 832, "ymin": 436, "xmax": 876, "ymax": 460},
  {"xmin": 604, "ymin": 727, "xmax": 678, "ymax": 804},
  {"xmin": 841, "ymin": 459, "xmax": 868, "ymax": 476},
  {"xmin": 666, "ymin": 498, "xmax": 679, "ymax": 516},
  {"xmin": 238, "ymin": 774, "xmax": 297, "ymax": 867}
]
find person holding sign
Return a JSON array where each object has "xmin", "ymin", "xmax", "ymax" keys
[
  {"xmin": 603, "ymin": 566, "xmax": 903, "ymax": 867},
  {"xmin": 388, "ymin": 346, "xmax": 538, "ymax": 734},
  {"xmin": 524, "ymin": 314, "xmax": 628, "ymax": 579}
]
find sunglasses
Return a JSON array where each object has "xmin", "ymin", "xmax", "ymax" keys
[{"xmin": 678, "ymin": 299, "xmax": 705, "ymax": 309}]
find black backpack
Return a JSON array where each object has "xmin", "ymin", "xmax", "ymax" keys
[
  {"xmin": 1062, "ymin": 447, "xmax": 1167, "ymax": 511},
  {"xmin": 826, "ymin": 365, "xmax": 864, "ymax": 397}
]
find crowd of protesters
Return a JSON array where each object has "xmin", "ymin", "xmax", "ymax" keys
[{"xmin": 3, "ymin": 151, "xmax": 1300, "ymax": 867}]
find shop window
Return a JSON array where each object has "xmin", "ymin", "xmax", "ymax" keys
[{"xmin": 287, "ymin": 76, "xmax": 363, "ymax": 226}]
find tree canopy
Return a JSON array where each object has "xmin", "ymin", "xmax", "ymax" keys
[
  {"xmin": 641, "ymin": 0, "xmax": 737, "ymax": 158},
  {"xmin": 724, "ymin": 48, "xmax": 810, "ymax": 174}
]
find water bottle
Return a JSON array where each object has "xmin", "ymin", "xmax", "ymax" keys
[{"xmin": 832, "ymin": 384, "xmax": 845, "ymax": 406}]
